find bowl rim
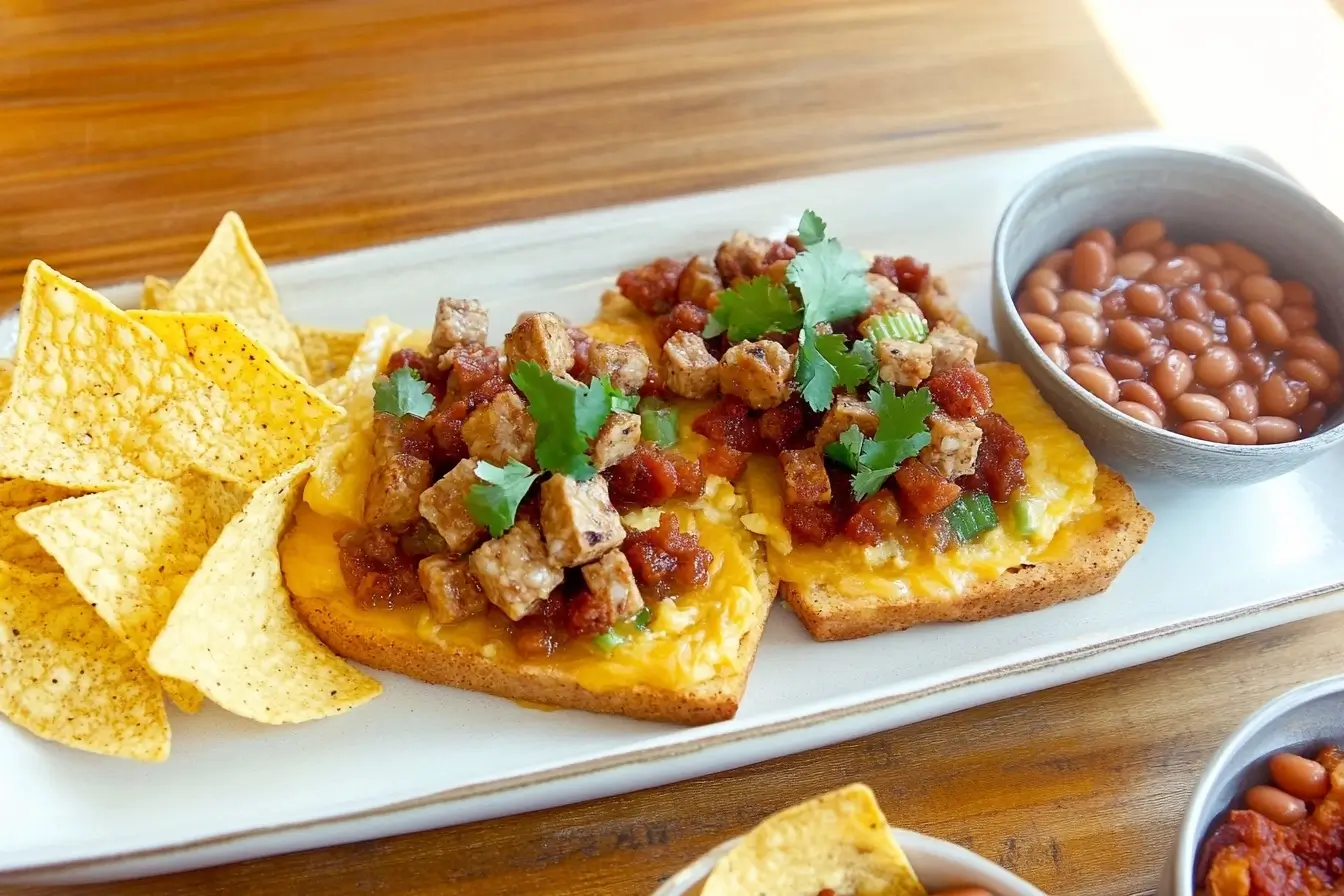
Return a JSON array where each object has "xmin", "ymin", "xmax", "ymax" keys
[
  {"xmin": 991, "ymin": 144, "xmax": 1344, "ymax": 457},
  {"xmin": 650, "ymin": 825, "xmax": 1048, "ymax": 896},
  {"xmin": 1171, "ymin": 673, "xmax": 1344, "ymax": 895}
]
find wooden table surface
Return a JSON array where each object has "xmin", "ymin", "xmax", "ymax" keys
[{"xmin": 6, "ymin": 1, "xmax": 1343, "ymax": 894}]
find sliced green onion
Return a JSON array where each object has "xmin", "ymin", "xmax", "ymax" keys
[
  {"xmin": 862, "ymin": 311, "xmax": 929, "ymax": 344},
  {"xmin": 1011, "ymin": 497, "xmax": 1040, "ymax": 537},
  {"xmin": 639, "ymin": 402, "xmax": 679, "ymax": 448},
  {"xmin": 632, "ymin": 606, "xmax": 652, "ymax": 630},
  {"xmin": 945, "ymin": 492, "xmax": 999, "ymax": 543},
  {"xmin": 592, "ymin": 628, "xmax": 626, "ymax": 656}
]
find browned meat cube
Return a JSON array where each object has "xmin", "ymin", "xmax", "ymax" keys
[
  {"xmin": 919, "ymin": 412, "xmax": 982, "ymax": 479},
  {"xmin": 915, "ymin": 274, "xmax": 961, "ymax": 327},
  {"xmin": 715, "ymin": 231, "xmax": 795, "ymax": 285},
  {"xmin": 468, "ymin": 521, "xmax": 564, "ymax": 621},
  {"xmin": 371, "ymin": 411, "xmax": 405, "ymax": 466},
  {"xmin": 429, "ymin": 298, "xmax": 489, "ymax": 360},
  {"xmin": 539, "ymin": 474, "xmax": 624, "ymax": 567},
  {"xmin": 588, "ymin": 341, "xmax": 650, "ymax": 394},
  {"xmin": 418, "ymin": 458, "xmax": 488, "ymax": 555},
  {"xmin": 779, "ymin": 447, "xmax": 832, "ymax": 505},
  {"xmin": 863, "ymin": 273, "xmax": 923, "ymax": 319},
  {"xmin": 814, "ymin": 395, "xmax": 879, "ymax": 448},
  {"xmin": 925, "ymin": 322, "xmax": 978, "ymax": 373},
  {"xmin": 417, "ymin": 554, "xmax": 487, "ymax": 625},
  {"xmin": 662, "ymin": 331, "xmax": 719, "ymax": 399},
  {"xmin": 364, "ymin": 453, "xmax": 434, "ymax": 529},
  {"xmin": 677, "ymin": 254, "xmax": 723, "ymax": 309},
  {"xmin": 719, "ymin": 340, "xmax": 794, "ymax": 410},
  {"xmin": 591, "ymin": 410, "xmax": 641, "ymax": 471},
  {"xmin": 580, "ymin": 550, "xmax": 644, "ymax": 622},
  {"xmin": 462, "ymin": 390, "xmax": 537, "ymax": 469},
  {"xmin": 877, "ymin": 338, "xmax": 934, "ymax": 388},
  {"xmin": 504, "ymin": 312, "xmax": 573, "ymax": 375}
]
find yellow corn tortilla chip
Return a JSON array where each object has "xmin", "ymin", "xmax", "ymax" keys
[
  {"xmin": 0, "ymin": 261, "xmax": 234, "ymax": 489},
  {"xmin": 162, "ymin": 212, "xmax": 312, "ymax": 380},
  {"xmin": 0, "ymin": 359, "xmax": 13, "ymax": 405},
  {"xmin": 129, "ymin": 310, "xmax": 343, "ymax": 486},
  {"xmin": 141, "ymin": 275, "xmax": 173, "ymax": 310},
  {"xmin": 0, "ymin": 560, "xmax": 169, "ymax": 761},
  {"xmin": 16, "ymin": 473, "xmax": 249, "ymax": 714},
  {"xmin": 295, "ymin": 324, "xmax": 364, "ymax": 385},
  {"xmin": 148, "ymin": 462, "xmax": 380, "ymax": 723},
  {"xmin": 0, "ymin": 480, "xmax": 77, "ymax": 576},
  {"xmin": 701, "ymin": 784, "xmax": 926, "ymax": 896}
]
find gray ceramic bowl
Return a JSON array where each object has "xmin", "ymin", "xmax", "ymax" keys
[
  {"xmin": 992, "ymin": 146, "xmax": 1344, "ymax": 485},
  {"xmin": 1160, "ymin": 674, "xmax": 1344, "ymax": 896}
]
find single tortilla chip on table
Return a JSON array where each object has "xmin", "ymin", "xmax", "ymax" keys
[
  {"xmin": 295, "ymin": 324, "xmax": 365, "ymax": 385},
  {"xmin": 0, "ymin": 480, "xmax": 77, "ymax": 576},
  {"xmin": 17, "ymin": 473, "xmax": 249, "ymax": 714},
  {"xmin": 0, "ymin": 560, "xmax": 169, "ymax": 761},
  {"xmin": 158, "ymin": 212, "xmax": 312, "ymax": 380},
  {"xmin": 148, "ymin": 462, "xmax": 381, "ymax": 723}
]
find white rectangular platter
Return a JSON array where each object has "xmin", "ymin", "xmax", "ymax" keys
[{"xmin": 5, "ymin": 132, "xmax": 1344, "ymax": 885}]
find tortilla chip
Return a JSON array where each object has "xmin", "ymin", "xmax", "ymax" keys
[
  {"xmin": 129, "ymin": 310, "xmax": 343, "ymax": 485},
  {"xmin": 296, "ymin": 325, "xmax": 364, "ymax": 385},
  {"xmin": 701, "ymin": 784, "xmax": 925, "ymax": 896},
  {"xmin": 0, "ymin": 359, "xmax": 12, "ymax": 405},
  {"xmin": 162, "ymin": 212, "xmax": 311, "ymax": 380},
  {"xmin": 148, "ymin": 462, "xmax": 380, "ymax": 723},
  {"xmin": 141, "ymin": 275, "xmax": 174, "ymax": 310},
  {"xmin": 16, "ymin": 473, "xmax": 249, "ymax": 713},
  {"xmin": 0, "ymin": 261, "xmax": 233, "ymax": 489},
  {"xmin": 0, "ymin": 560, "xmax": 169, "ymax": 761},
  {"xmin": 0, "ymin": 480, "xmax": 77, "ymax": 576}
]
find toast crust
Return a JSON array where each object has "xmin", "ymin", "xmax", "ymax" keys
[
  {"xmin": 781, "ymin": 467, "xmax": 1152, "ymax": 641},
  {"xmin": 291, "ymin": 566, "xmax": 777, "ymax": 726}
]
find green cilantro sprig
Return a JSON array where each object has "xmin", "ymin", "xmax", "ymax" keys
[
  {"xmin": 797, "ymin": 210, "xmax": 827, "ymax": 247},
  {"xmin": 465, "ymin": 460, "xmax": 540, "ymax": 537},
  {"xmin": 796, "ymin": 330, "xmax": 873, "ymax": 412},
  {"xmin": 373, "ymin": 366, "xmax": 435, "ymax": 419},
  {"xmin": 702, "ymin": 276, "xmax": 803, "ymax": 342},
  {"xmin": 825, "ymin": 384, "xmax": 935, "ymax": 501},
  {"xmin": 511, "ymin": 362, "xmax": 636, "ymax": 480}
]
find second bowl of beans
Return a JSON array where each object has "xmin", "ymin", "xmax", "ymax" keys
[{"xmin": 993, "ymin": 146, "xmax": 1344, "ymax": 485}]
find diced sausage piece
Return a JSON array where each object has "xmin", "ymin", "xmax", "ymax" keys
[
  {"xmin": 925, "ymin": 322, "xmax": 978, "ymax": 373},
  {"xmin": 429, "ymin": 298, "xmax": 489, "ymax": 360},
  {"xmin": 616, "ymin": 258, "xmax": 684, "ymax": 315},
  {"xmin": 462, "ymin": 390, "xmax": 537, "ymax": 469},
  {"xmin": 864, "ymin": 273, "xmax": 923, "ymax": 319},
  {"xmin": 719, "ymin": 340, "xmax": 795, "ymax": 410},
  {"xmin": 364, "ymin": 454, "xmax": 433, "ymax": 529},
  {"xmin": 371, "ymin": 412, "xmax": 406, "ymax": 466},
  {"xmin": 779, "ymin": 447, "xmax": 832, "ymax": 505},
  {"xmin": 916, "ymin": 275, "xmax": 961, "ymax": 327},
  {"xmin": 715, "ymin": 231, "xmax": 774, "ymax": 285},
  {"xmin": 504, "ymin": 312, "xmax": 574, "ymax": 376},
  {"xmin": 877, "ymin": 339, "xmax": 933, "ymax": 388},
  {"xmin": 927, "ymin": 363, "xmax": 993, "ymax": 419},
  {"xmin": 919, "ymin": 413, "xmax": 982, "ymax": 479},
  {"xmin": 588, "ymin": 341, "xmax": 651, "ymax": 394},
  {"xmin": 417, "ymin": 554, "xmax": 488, "ymax": 624},
  {"xmin": 580, "ymin": 550, "xmax": 645, "ymax": 622},
  {"xmin": 814, "ymin": 395, "xmax": 879, "ymax": 448},
  {"xmin": 418, "ymin": 458, "xmax": 488, "ymax": 555},
  {"xmin": 469, "ymin": 521, "xmax": 563, "ymax": 621},
  {"xmin": 592, "ymin": 410, "xmax": 642, "ymax": 471},
  {"xmin": 663, "ymin": 331, "xmax": 719, "ymax": 399},
  {"xmin": 677, "ymin": 254, "xmax": 723, "ymax": 309},
  {"xmin": 539, "ymin": 474, "xmax": 625, "ymax": 567}
]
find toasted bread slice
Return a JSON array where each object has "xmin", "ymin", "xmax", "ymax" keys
[
  {"xmin": 291, "ymin": 563, "xmax": 777, "ymax": 726},
  {"xmin": 782, "ymin": 467, "xmax": 1152, "ymax": 641}
]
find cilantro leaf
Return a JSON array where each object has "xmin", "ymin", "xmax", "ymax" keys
[
  {"xmin": 823, "ymin": 424, "xmax": 866, "ymax": 471},
  {"xmin": 797, "ymin": 210, "xmax": 827, "ymax": 247},
  {"xmin": 795, "ymin": 330, "xmax": 873, "ymax": 412},
  {"xmin": 787, "ymin": 238, "xmax": 871, "ymax": 328},
  {"xmin": 511, "ymin": 363, "xmax": 635, "ymax": 479},
  {"xmin": 848, "ymin": 383, "xmax": 936, "ymax": 497},
  {"xmin": 465, "ymin": 460, "xmax": 540, "ymax": 537},
  {"xmin": 702, "ymin": 276, "xmax": 803, "ymax": 342},
  {"xmin": 848, "ymin": 337, "xmax": 878, "ymax": 386},
  {"xmin": 373, "ymin": 366, "xmax": 435, "ymax": 419},
  {"xmin": 851, "ymin": 464, "xmax": 898, "ymax": 502}
]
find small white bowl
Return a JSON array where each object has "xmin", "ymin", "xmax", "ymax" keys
[{"xmin": 652, "ymin": 826, "xmax": 1047, "ymax": 896}]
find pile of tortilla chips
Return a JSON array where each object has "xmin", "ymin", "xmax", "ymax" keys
[{"xmin": 0, "ymin": 213, "xmax": 384, "ymax": 761}]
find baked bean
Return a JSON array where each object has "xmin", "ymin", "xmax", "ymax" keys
[
  {"xmin": 1104, "ymin": 353, "xmax": 1145, "ymax": 381},
  {"xmin": 1279, "ymin": 305, "xmax": 1318, "ymax": 333},
  {"xmin": 1221, "ymin": 419, "xmax": 1258, "ymax": 444},
  {"xmin": 1225, "ymin": 315, "xmax": 1256, "ymax": 351},
  {"xmin": 1205, "ymin": 289, "xmax": 1240, "ymax": 317},
  {"xmin": 1136, "ymin": 341, "xmax": 1170, "ymax": 368},
  {"xmin": 1059, "ymin": 311, "xmax": 1105, "ymax": 347},
  {"xmin": 1116, "ymin": 400, "xmax": 1164, "ymax": 427},
  {"xmin": 1202, "ymin": 271, "xmax": 1226, "ymax": 292},
  {"xmin": 1174, "ymin": 392, "xmax": 1229, "ymax": 422},
  {"xmin": 1152, "ymin": 239, "xmax": 1178, "ymax": 261},
  {"xmin": 1017, "ymin": 286, "xmax": 1060, "ymax": 316},
  {"xmin": 1326, "ymin": 381, "xmax": 1344, "ymax": 405},
  {"xmin": 1068, "ymin": 346, "xmax": 1104, "ymax": 367},
  {"xmin": 1216, "ymin": 241, "xmax": 1270, "ymax": 275},
  {"xmin": 1108, "ymin": 318, "xmax": 1152, "ymax": 354},
  {"xmin": 1021, "ymin": 312, "xmax": 1065, "ymax": 346},
  {"xmin": 1039, "ymin": 249, "xmax": 1073, "ymax": 275},
  {"xmin": 1194, "ymin": 346, "xmax": 1241, "ymax": 389},
  {"xmin": 1151, "ymin": 350, "xmax": 1194, "ymax": 400},
  {"xmin": 1244, "ymin": 303, "xmax": 1289, "ymax": 348},
  {"xmin": 1169, "ymin": 319, "xmax": 1213, "ymax": 355},
  {"xmin": 1239, "ymin": 274, "xmax": 1284, "ymax": 309},
  {"xmin": 1068, "ymin": 363, "xmax": 1120, "ymax": 404},
  {"xmin": 1059, "ymin": 289, "xmax": 1103, "ymax": 316},
  {"xmin": 1121, "ymin": 217, "xmax": 1166, "ymax": 251},
  {"xmin": 1219, "ymin": 381, "xmax": 1259, "ymax": 421},
  {"xmin": 1040, "ymin": 342, "xmax": 1071, "ymax": 370},
  {"xmin": 1281, "ymin": 280, "xmax": 1315, "ymax": 307},
  {"xmin": 1222, "ymin": 267, "xmax": 1245, "ymax": 292},
  {"xmin": 1259, "ymin": 372, "xmax": 1310, "ymax": 418},
  {"xmin": 1172, "ymin": 288, "xmax": 1213, "ymax": 323},
  {"xmin": 1245, "ymin": 785, "xmax": 1307, "ymax": 825},
  {"xmin": 1076, "ymin": 227, "xmax": 1116, "ymax": 252},
  {"xmin": 1145, "ymin": 257, "xmax": 1203, "ymax": 289},
  {"xmin": 1255, "ymin": 416, "xmax": 1301, "ymax": 443},
  {"xmin": 1298, "ymin": 400, "xmax": 1328, "ymax": 436},
  {"xmin": 1268, "ymin": 753, "xmax": 1330, "ymax": 801},
  {"xmin": 1070, "ymin": 240, "xmax": 1113, "ymax": 292},
  {"xmin": 1125, "ymin": 282, "xmax": 1169, "ymax": 317},
  {"xmin": 1287, "ymin": 334, "xmax": 1342, "ymax": 377},
  {"xmin": 1241, "ymin": 350, "xmax": 1269, "ymax": 382},
  {"xmin": 1184, "ymin": 243, "xmax": 1223, "ymax": 269},
  {"xmin": 1284, "ymin": 358, "xmax": 1331, "ymax": 396},
  {"xmin": 1134, "ymin": 316, "xmax": 1166, "ymax": 339},
  {"xmin": 1100, "ymin": 291, "xmax": 1129, "ymax": 320},
  {"xmin": 1120, "ymin": 380, "xmax": 1166, "ymax": 417},
  {"xmin": 1178, "ymin": 420, "xmax": 1229, "ymax": 443},
  {"xmin": 1115, "ymin": 250, "xmax": 1156, "ymax": 280},
  {"xmin": 1022, "ymin": 267, "xmax": 1062, "ymax": 292}
]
